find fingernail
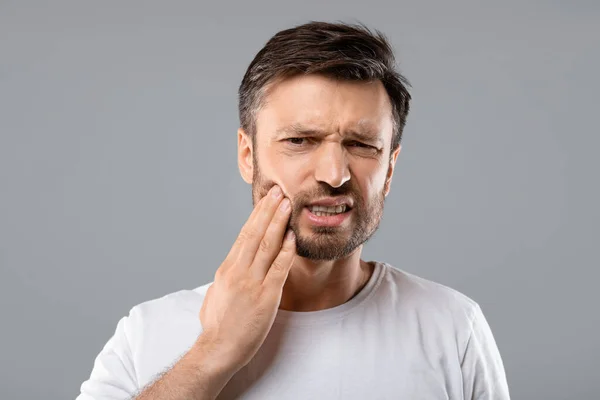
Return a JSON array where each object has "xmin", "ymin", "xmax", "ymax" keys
[
  {"xmin": 285, "ymin": 229, "xmax": 295, "ymax": 241},
  {"xmin": 280, "ymin": 198, "xmax": 290, "ymax": 211},
  {"xmin": 271, "ymin": 185, "xmax": 282, "ymax": 198}
]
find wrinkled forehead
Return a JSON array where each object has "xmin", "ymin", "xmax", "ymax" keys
[{"xmin": 255, "ymin": 74, "xmax": 394, "ymax": 142}]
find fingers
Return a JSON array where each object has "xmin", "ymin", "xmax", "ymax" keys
[
  {"xmin": 226, "ymin": 185, "xmax": 287, "ymax": 270},
  {"xmin": 222, "ymin": 193, "xmax": 266, "ymax": 265},
  {"xmin": 248, "ymin": 196, "xmax": 292, "ymax": 279},
  {"xmin": 263, "ymin": 229, "xmax": 296, "ymax": 289}
]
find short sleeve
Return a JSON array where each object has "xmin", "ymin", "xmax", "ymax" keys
[
  {"xmin": 76, "ymin": 311, "xmax": 139, "ymax": 399},
  {"xmin": 461, "ymin": 304, "xmax": 510, "ymax": 400}
]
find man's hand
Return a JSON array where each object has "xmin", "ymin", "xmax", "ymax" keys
[
  {"xmin": 133, "ymin": 185, "xmax": 295, "ymax": 400},
  {"xmin": 198, "ymin": 184, "xmax": 295, "ymax": 371}
]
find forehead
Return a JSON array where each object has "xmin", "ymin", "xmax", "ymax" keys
[{"xmin": 255, "ymin": 74, "xmax": 394, "ymax": 139}]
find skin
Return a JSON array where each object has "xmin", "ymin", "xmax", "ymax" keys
[{"xmin": 237, "ymin": 73, "xmax": 401, "ymax": 312}]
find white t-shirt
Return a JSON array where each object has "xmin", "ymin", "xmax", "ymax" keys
[{"xmin": 77, "ymin": 262, "xmax": 510, "ymax": 399}]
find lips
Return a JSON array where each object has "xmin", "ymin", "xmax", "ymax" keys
[
  {"xmin": 305, "ymin": 197, "xmax": 354, "ymax": 208},
  {"xmin": 302, "ymin": 205, "xmax": 353, "ymax": 227}
]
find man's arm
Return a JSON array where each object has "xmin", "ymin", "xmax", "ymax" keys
[
  {"xmin": 461, "ymin": 304, "xmax": 511, "ymax": 400},
  {"xmin": 133, "ymin": 333, "xmax": 238, "ymax": 400}
]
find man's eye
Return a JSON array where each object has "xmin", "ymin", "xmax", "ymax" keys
[
  {"xmin": 348, "ymin": 141, "xmax": 371, "ymax": 148},
  {"xmin": 287, "ymin": 137, "xmax": 307, "ymax": 145}
]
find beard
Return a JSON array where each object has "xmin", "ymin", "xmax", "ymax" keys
[{"xmin": 251, "ymin": 152, "xmax": 387, "ymax": 261}]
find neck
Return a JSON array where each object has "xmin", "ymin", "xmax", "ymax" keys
[{"xmin": 278, "ymin": 247, "xmax": 375, "ymax": 312}]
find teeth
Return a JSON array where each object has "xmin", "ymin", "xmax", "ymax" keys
[
  {"xmin": 309, "ymin": 204, "xmax": 347, "ymax": 214},
  {"xmin": 315, "ymin": 211, "xmax": 336, "ymax": 216}
]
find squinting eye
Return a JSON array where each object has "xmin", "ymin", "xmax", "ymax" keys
[
  {"xmin": 287, "ymin": 138, "xmax": 306, "ymax": 145},
  {"xmin": 349, "ymin": 142, "xmax": 371, "ymax": 148}
]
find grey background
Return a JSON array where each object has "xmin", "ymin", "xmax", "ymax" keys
[{"xmin": 0, "ymin": 1, "xmax": 598, "ymax": 399}]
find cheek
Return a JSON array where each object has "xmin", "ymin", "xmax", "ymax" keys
[
  {"xmin": 372, "ymin": 162, "xmax": 391, "ymax": 187},
  {"xmin": 264, "ymin": 156, "xmax": 309, "ymax": 193},
  {"xmin": 359, "ymin": 174, "xmax": 388, "ymax": 203},
  {"xmin": 278, "ymin": 172, "xmax": 303, "ymax": 202},
  {"xmin": 353, "ymin": 160, "xmax": 387, "ymax": 185}
]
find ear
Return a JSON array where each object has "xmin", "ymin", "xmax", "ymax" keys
[
  {"xmin": 384, "ymin": 144, "xmax": 402, "ymax": 197},
  {"xmin": 238, "ymin": 127, "xmax": 254, "ymax": 184}
]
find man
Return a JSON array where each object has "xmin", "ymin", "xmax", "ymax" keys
[{"xmin": 77, "ymin": 21, "xmax": 510, "ymax": 399}]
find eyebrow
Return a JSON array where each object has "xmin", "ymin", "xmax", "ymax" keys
[{"xmin": 275, "ymin": 123, "xmax": 384, "ymax": 147}]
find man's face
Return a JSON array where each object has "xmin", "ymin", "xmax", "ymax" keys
[{"xmin": 240, "ymin": 74, "xmax": 400, "ymax": 261}]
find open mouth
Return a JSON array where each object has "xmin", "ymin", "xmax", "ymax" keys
[
  {"xmin": 302, "ymin": 204, "xmax": 353, "ymax": 228},
  {"xmin": 306, "ymin": 204, "xmax": 351, "ymax": 217}
]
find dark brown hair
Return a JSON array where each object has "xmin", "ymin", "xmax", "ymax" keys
[{"xmin": 238, "ymin": 21, "xmax": 411, "ymax": 152}]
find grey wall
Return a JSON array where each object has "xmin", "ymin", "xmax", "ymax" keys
[{"xmin": 1, "ymin": 1, "xmax": 598, "ymax": 399}]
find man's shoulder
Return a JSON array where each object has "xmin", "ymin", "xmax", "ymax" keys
[
  {"xmin": 125, "ymin": 282, "xmax": 213, "ymax": 323},
  {"xmin": 380, "ymin": 263, "xmax": 480, "ymax": 322}
]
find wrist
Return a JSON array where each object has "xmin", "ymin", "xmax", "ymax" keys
[{"xmin": 190, "ymin": 331, "xmax": 240, "ymax": 378}]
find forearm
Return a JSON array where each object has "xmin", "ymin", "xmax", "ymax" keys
[{"xmin": 133, "ymin": 337, "xmax": 239, "ymax": 400}]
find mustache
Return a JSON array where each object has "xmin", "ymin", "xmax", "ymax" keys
[{"xmin": 266, "ymin": 181, "xmax": 355, "ymax": 200}]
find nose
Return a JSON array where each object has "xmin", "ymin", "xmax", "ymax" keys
[{"xmin": 313, "ymin": 142, "xmax": 351, "ymax": 188}]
